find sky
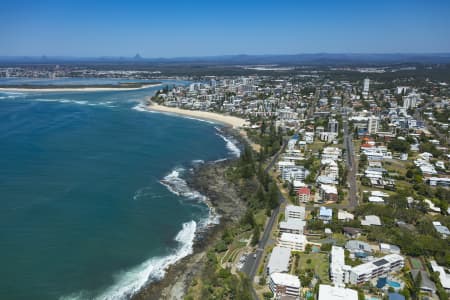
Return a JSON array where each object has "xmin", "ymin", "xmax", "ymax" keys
[{"xmin": 1, "ymin": 0, "xmax": 450, "ymax": 57}]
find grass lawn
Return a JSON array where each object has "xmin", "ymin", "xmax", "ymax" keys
[
  {"xmin": 383, "ymin": 159, "xmax": 410, "ymax": 176},
  {"xmin": 308, "ymin": 141, "xmax": 326, "ymax": 153},
  {"xmin": 294, "ymin": 252, "xmax": 330, "ymax": 284},
  {"xmin": 254, "ymin": 209, "xmax": 268, "ymax": 228},
  {"xmin": 408, "ymin": 257, "xmax": 425, "ymax": 270}
]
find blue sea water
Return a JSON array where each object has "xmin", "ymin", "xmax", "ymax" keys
[{"xmin": 0, "ymin": 79, "xmax": 239, "ymax": 299}]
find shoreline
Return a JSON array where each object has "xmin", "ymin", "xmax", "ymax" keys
[
  {"xmin": 0, "ymin": 83, "xmax": 162, "ymax": 92},
  {"xmin": 146, "ymin": 102, "xmax": 260, "ymax": 152},
  {"xmin": 147, "ymin": 102, "xmax": 247, "ymax": 129},
  {"xmin": 132, "ymin": 130, "xmax": 247, "ymax": 300}
]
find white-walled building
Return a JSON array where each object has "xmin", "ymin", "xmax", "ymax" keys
[
  {"xmin": 330, "ymin": 246, "xmax": 351, "ymax": 286},
  {"xmin": 279, "ymin": 218, "xmax": 306, "ymax": 235},
  {"xmin": 349, "ymin": 254, "xmax": 404, "ymax": 285},
  {"xmin": 269, "ymin": 272, "xmax": 301, "ymax": 299},
  {"xmin": 363, "ymin": 78, "xmax": 370, "ymax": 94},
  {"xmin": 430, "ymin": 260, "xmax": 450, "ymax": 292},
  {"xmin": 279, "ymin": 233, "xmax": 308, "ymax": 252},
  {"xmin": 278, "ymin": 161, "xmax": 295, "ymax": 172},
  {"xmin": 318, "ymin": 284, "xmax": 358, "ymax": 300},
  {"xmin": 368, "ymin": 116, "xmax": 379, "ymax": 134},
  {"xmin": 285, "ymin": 205, "xmax": 306, "ymax": 220},
  {"xmin": 267, "ymin": 246, "xmax": 291, "ymax": 275}
]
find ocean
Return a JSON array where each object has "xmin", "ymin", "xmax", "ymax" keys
[{"xmin": 0, "ymin": 78, "xmax": 240, "ymax": 299}]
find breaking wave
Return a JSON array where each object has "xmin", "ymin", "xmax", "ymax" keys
[
  {"xmin": 98, "ymin": 221, "xmax": 196, "ymax": 300},
  {"xmin": 215, "ymin": 127, "xmax": 241, "ymax": 157},
  {"xmin": 61, "ymin": 221, "xmax": 197, "ymax": 300},
  {"xmin": 160, "ymin": 167, "xmax": 220, "ymax": 227}
]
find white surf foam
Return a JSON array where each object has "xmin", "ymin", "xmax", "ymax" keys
[
  {"xmin": 60, "ymin": 221, "xmax": 198, "ymax": 300},
  {"xmin": 0, "ymin": 91, "xmax": 27, "ymax": 100},
  {"xmin": 160, "ymin": 167, "xmax": 220, "ymax": 227},
  {"xmin": 160, "ymin": 167, "xmax": 207, "ymax": 201},
  {"xmin": 94, "ymin": 220, "xmax": 197, "ymax": 300},
  {"xmin": 192, "ymin": 159, "xmax": 205, "ymax": 165},
  {"xmin": 131, "ymin": 103, "xmax": 150, "ymax": 112},
  {"xmin": 215, "ymin": 128, "xmax": 241, "ymax": 157}
]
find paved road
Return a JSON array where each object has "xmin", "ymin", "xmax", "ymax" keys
[
  {"xmin": 242, "ymin": 90, "xmax": 318, "ymax": 298},
  {"xmin": 342, "ymin": 107, "xmax": 358, "ymax": 208},
  {"xmin": 241, "ymin": 141, "xmax": 287, "ymax": 300}
]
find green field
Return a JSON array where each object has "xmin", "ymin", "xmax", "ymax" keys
[
  {"xmin": 293, "ymin": 252, "xmax": 330, "ymax": 284},
  {"xmin": 409, "ymin": 257, "xmax": 425, "ymax": 270}
]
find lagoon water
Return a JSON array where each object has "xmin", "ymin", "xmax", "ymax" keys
[{"xmin": 0, "ymin": 79, "xmax": 237, "ymax": 299}]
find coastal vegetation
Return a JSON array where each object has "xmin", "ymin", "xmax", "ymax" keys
[{"xmin": 184, "ymin": 129, "xmax": 284, "ymax": 299}]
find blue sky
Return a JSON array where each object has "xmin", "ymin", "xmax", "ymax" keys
[{"xmin": 1, "ymin": 0, "xmax": 450, "ymax": 57}]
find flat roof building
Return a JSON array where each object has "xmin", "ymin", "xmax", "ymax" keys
[
  {"xmin": 279, "ymin": 233, "xmax": 307, "ymax": 252},
  {"xmin": 279, "ymin": 218, "xmax": 306, "ymax": 235},
  {"xmin": 285, "ymin": 205, "xmax": 306, "ymax": 220},
  {"xmin": 318, "ymin": 284, "xmax": 358, "ymax": 300},
  {"xmin": 269, "ymin": 272, "xmax": 301, "ymax": 299},
  {"xmin": 330, "ymin": 246, "xmax": 351, "ymax": 286},
  {"xmin": 349, "ymin": 254, "xmax": 404, "ymax": 285},
  {"xmin": 267, "ymin": 246, "xmax": 291, "ymax": 275}
]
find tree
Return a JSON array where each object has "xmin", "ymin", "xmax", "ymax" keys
[
  {"xmin": 388, "ymin": 139, "xmax": 410, "ymax": 153},
  {"xmin": 251, "ymin": 226, "xmax": 260, "ymax": 246},
  {"xmin": 268, "ymin": 182, "xmax": 279, "ymax": 209}
]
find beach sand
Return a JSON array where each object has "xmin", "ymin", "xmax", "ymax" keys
[
  {"xmin": 147, "ymin": 103, "xmax": 261, "ymax": 152},
  {"xmin": 147, "ymin": 103, "xmax": 247, "ymax": 128},
  {"xmin": 0, "ymin": 83, "xmax": 161, "ymax": 93}
]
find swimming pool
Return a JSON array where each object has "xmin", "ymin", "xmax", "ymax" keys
[
  {"xmin": 387, "ymin": 280, "xmax": 401, "ymax": 288},
  {"xmin": 376, "ymin": 277, "xmax": 401, "ymax": 289}
]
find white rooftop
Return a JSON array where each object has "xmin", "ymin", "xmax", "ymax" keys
[
  {"xmin": 270, "ymin": 272, "xmax": 301, "ymax": 288},
  {"xmin": 361, "ymin": 215, "xmax": 382, "ymax": 226},
  {"xmin": 318, "ymin": 284, "xmax": 358, "ymax": 300},
  {"xmin": 267, "ymin": 246, "xmax": 291, "ymax": 274},
  {"xmin": 285, "ymin": 204, "xmax": 306, "ymax": 215},
  {"xmin": 280, "ymin": 219, "xmax": 306, "ymax": 231},
  {"xmin": 351, "ymin": 254, "xmax": 404, "ymax": 276},
  {"xmin": 430, "ymin": 260, "xmax": 450, "ymax": 290},
  {"xmin": 371, "ymin": 191, "xmax": 389, "ymax": 197},
  {"xmin": 280, "ymin": 232, "xmax": 307, "ymax": 244},
  {"xmin": 338, "ymin": 210, "xmax": 354, "ymax": 220},
  {"xmin": 369, "ymin": 196, "xmax": 384, "ymax": 203},
  {"xmin": 321, "ymin": 184, "xmax": 338, "ymax": 194}
]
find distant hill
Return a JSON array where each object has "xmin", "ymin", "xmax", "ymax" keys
[{"xmin": 1, "ymin": 53, "xmax": 450, "ymax": 65}]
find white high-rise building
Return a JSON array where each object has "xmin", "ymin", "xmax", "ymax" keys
[
  {"xmin": 278, "ymin": 233, "xmax": 308, "ymax": 252},
  {"xmin": 330, "ymin": 246, "xmax": 351, "ymax": 286},
  {"xmin": 368, "ymin": 116, "xmax": 379, "ymax": 134},
  {"xmin": 403, "ymin": 92, "xmax": 419, "ymax": 109},
  {"xmin": 285, "ymin": 205, "xmax": 306, "ymax": 220},
  {"xmin": 363, "ymin": 78, "xmax": 370, "ymax": 93},
  {"xmin": 328, "ymin": 118, "xmax": 339, "ymax": 133},
  {"xmin": 269, "ymin": 273, "xmax": 301, "ymax": 299},
  {"xmin": 349, "ymin": 254, "xmax": 404, "ymax": 285}
]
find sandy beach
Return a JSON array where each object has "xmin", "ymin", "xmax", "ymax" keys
[
  {"xmin": 147, "ymin": 103, "xmax": 247, "ymax": 128},
  {"xmin": 147, "ymin": 102, "xmax": 261, "ymax": 152},
  {"xmin": 0, "ymin": 83, "xmax": 162, "ymax": 93}
]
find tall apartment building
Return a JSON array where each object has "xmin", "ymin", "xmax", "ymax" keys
[
  {"xmin": 349, "ymin": 254, "xmax": 404, "ymax": 285},
  {"xmin": 278, "ymin": 233, "xmax": 307, "ymax": 252},
  {"xmin": 285, "ymin": 205, "xmax": 306, "ymax": 220},
  {"xmin": 368, "ymin": 116, "xmax": 379, "ymax": 135},
  {"xmin": 269, "ymin": 272, "xmax": 301, "ymax": 299}
]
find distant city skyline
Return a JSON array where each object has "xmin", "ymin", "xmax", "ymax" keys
[{"xmin": 1, "ymin": 0, "xmax": 450, "ymax": 57}]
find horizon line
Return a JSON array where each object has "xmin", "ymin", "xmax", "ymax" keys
[{"xmin": 1, "ymin": 52, "xmax": 450, "ymax": 60}]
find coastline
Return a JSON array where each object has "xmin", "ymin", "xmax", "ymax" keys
[
  {"xmin": 0, "ymin": 83, "xmax": 162, "ymax": 92},
  {"xmin": 132, "ymin": 129, "xmax": 247, "ymax": 300},
  {"xmin": 146, "ymin": 102, "xmax": 260, "ymax": 152},
  {"xmin": 147, "ymin": 102, "xmax": 247, "ymax": 129}
]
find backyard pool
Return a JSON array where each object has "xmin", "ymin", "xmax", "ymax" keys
[{"xmin": 376, "ymin": 277, "xmax": 402, "ymax": 289}]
